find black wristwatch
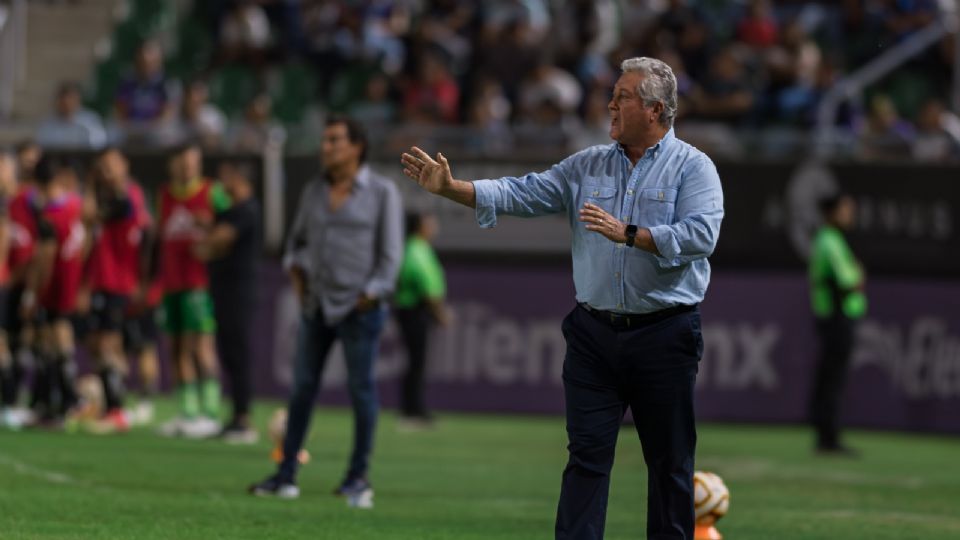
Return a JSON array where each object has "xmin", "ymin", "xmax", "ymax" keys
[{"xmin": 624, "ymin": 224, "xmax": 638, "ymax": 247}]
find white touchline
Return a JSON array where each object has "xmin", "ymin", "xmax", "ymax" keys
[{"xmin": 0, "ymin": 452, "xmax": 81, "ymax": 486}]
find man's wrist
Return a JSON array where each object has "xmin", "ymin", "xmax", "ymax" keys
[{"xmin": 624, "ymin": 224, "xmax": 638, "ymax": 247}]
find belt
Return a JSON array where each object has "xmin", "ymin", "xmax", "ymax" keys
[{"xmin": 578, "ymin": 303, "xmax": 696, "ymax": 330}]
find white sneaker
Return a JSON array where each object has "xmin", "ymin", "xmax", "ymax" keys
[
  {"xmin": 180, "ymin": 416, "xmax": 221, "ymax": 439},
  {"xmin": 347, "ymin": 488, "xmax": 374, "ymax": 509},
  {"xmin": 128, "ymin": 401, "xmax": 155, "ymax": 426},
  {"xmin": 156, "ymin": 416, "xmax": 187, "ymax": 437},
  {"xmin": 2, "ymin": 408, "xmax": 23, "ymax": 430},
  {"xmin": 222, "ymin": 426, "xmax": 260, "ymax": 445}
]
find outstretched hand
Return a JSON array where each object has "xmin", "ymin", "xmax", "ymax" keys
[{"xmin": 401, "ymin": 147, "xmax": 453, "ymax": 195}]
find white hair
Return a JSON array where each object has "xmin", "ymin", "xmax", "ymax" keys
[{"xmin": 620, "ymin": 57, "xmax": 678, "ymax": 128}]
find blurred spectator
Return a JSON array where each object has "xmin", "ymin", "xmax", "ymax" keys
[
  {"xmin": 414, "ymin": 0, "xmax": 478, "ymax": 74},
  {"xmin": 360, "ymin": 0, "xmax": 410, "ymax": 75},
  {"xmin": 859, "ymin": 94, "xmax": 914, "ymax": 158},
  {"xmin": 113, "ymin": 40, "xmax": 181, "ymax": 145},
  {"xmin": 219, "ymin": 0, "xmax": 272, "ymax": 70},
  {"xmin": 402, "ymin": 51, "xmax": 460, "ymax": 125},
  {"xmin": 765, "ymin": 19, "xmax": 822, "ymax": 124},
  {"xmin": 467, "ymin": 77, "xmax": 511, "ymax": 131},
  {"xmin": 301, "ymin": 0, "xmax": 355, "ymax": 97},
  {"xmin": 479, "ymin": 18, "xmax": 540, "ymax": 106},
  {"xmin": 517, "ymin": 61, "xmax": 582, "ymax": 123},
  {"xmin": 911, "ymin": 98, "xmax": 960, "ymax": 162},
  {"xmin": 657, "ymin": 0, "xmax": 711, "ymax": 80},
  {"xmin": 482, "ymin": 0, "xmax": 551, "ymax": 44},
  {"xmin": 690, "ymin": 47, "xmax": 755, "ymax": 124},
  {"xmin": 880, "ymin": 0, "xmax": 937, "ymax": 43},
  {"xmin": 15, "ymin": 140, "xmax": 41, "ymax": 184},
  {"xmin": 168, "ymin": 80, "xmax": 228, "ymax": 149},
  {"xmin": 658, "ymin": 48, "xmax": 695, "ymax": 121},
  {"xmin": 572, "ymin": 83, "xmax": 613, "ymax": 149},
  {"xmin": 465, "ymin": 77, "xmax": 512, "ymax": 153},
  {"xmin": 226, "ymin": 93, "xmax": 286, "ymax": 153},
  {"xmin": 348, "ymin": 72, "xmax": 397, "ymax": 128},
  {"xmin": 737, "ymin": 0, "xmax": 779, "ymax": 50},
  {"xmin": 35, "ymin": 82, "xmax": 107, "ymax": 150}
]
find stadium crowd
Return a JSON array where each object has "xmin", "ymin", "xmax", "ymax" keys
[{"xmin": 23, "ymin": 0, "xmax": 960, "ymax": 160}]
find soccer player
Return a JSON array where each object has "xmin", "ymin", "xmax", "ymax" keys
[
  {"xmin": 156, "ymin": 143, "xmax": 230, "ymax": 438},
  {"xmin": 123, "ymin": 275, "xmax": 162, "ymax": 425},
  {"xmin": 19, "ymin": 156, "xmax": 86, "ymax": 424},
  {"xmin": 83, "ymin": 147, "xmax": 152, "ymax": 431},
  {"xmin": 0, "ymin": 141, "xmax": 43, "ymax": 427},
  {"xmin": 0, "ymin": 150, "xmax": 19, "ymax": 428}
]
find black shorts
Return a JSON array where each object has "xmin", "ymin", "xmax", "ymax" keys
[
  {"xmin": 123, "ymin": 308, "xmax": 159, "ymax": 354},
  {"xmin": 34, "ymin": 307, "xmax": 72, "ymax": 326},
  {"xmin": 0, "ymin": 286, "xmax": 10, "ymax": 333},
  {"xmin": 88, "ymin": 292, "xmax": 131, "ymax": 333},
  {"xmin": 2, "ymin": 284, "xmax": 23, "ymax": 337}
]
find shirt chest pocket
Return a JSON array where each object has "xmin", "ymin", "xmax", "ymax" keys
[
  {"xmin": 582, "ymin": 185, "xmax": 618, "ymax": 214},
  {"xmin": 637, "ymin": 187, "xmax": 678, "ymax": 227}
]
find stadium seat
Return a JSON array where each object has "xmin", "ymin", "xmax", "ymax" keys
[
  {"xmin": 208, "ymin": 64, "xmax": 260, "ymax": 118},
  {"xmin": 270, "ymin": 62, "xmax": 320, "ymax": 125}
]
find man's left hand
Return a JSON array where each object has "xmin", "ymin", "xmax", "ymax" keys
[{"xmin": 579, "ymin": 203, "xmax": 628, "ymax": 243}]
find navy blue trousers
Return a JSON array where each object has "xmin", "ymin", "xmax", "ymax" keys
[
  {"xmin": 556, "ymin": 305, "xmax": 703, "ymax": 540},
  {"xmin": 278, "ymin": 306, "xmax": 386, "ymax": 482}
]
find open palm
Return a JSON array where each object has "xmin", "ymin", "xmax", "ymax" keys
[{"xmin": 401, "ymin": 147, "xmax": 452, "ymax": 194}]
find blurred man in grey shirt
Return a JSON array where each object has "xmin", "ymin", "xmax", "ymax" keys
[{"xmin": 249, "ymin": 116, "xmax": 403, "ymax": 505}]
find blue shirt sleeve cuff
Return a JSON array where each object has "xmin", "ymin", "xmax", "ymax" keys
[
  {"xmin": 472, "ymin": 179, "xmax": 498, "ymax": 228},
  {"xmin": 648, "ymin": 225, "xmax": 681, "ymax": 267}
]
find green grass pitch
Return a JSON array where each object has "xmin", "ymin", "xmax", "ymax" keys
[{"xmin": 1, "ymin": 402, "xmax": 959, "ymax": 539}]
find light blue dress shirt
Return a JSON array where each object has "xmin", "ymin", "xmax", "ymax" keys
[{"xmin": 473, "ymin": 128, "xmax": 724, "ymax": 314}]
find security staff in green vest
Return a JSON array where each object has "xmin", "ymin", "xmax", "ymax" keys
[
  {"xmin": 394, "ymin": 212, "xmax": 449, "ymax": 428},
  {"xmin": 808, "ymin": 193, "xmax": 866, "ymax": 455}
]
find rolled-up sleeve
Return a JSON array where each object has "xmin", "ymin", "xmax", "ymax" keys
[
  {"xmin": 648, "ymin": 157, "xmax": 724, "ymax": 268},
  {"xmin": 364, "ymin": 181, "xmax": 404, "ymax": 298},
  {"xmin": 472, "ymin": 160, "xmax": 570, "ymax": 228}
]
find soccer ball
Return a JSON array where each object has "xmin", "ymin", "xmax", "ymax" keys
[
  {"xmin": 267, "ymin": 408, "xmax": 310, "ymax": 464},
  {"xmin": 694, "ymin": 471, "xmax": 729, "ymax": 525}
]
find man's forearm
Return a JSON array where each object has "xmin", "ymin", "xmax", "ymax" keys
[
  {"xmin": 440, "ymin": 179, "xmax": 476, "ymax": 209},
  {"xmin": 631, "ymin": 227, "xmax": 661, "ymax": 256}
]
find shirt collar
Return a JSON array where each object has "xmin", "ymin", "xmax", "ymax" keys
[
  {"xmin": 324, "ymin": 165, "xmax": 370, "ymax": 192},
  {"xmin": 355, "ymin": 165, "xmax": 371, "ymax": 189},
  {"xmin": 615, "ymin": 127, "xmax": 675, "ymax": 161}
]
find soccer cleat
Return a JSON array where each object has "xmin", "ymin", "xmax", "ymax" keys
[
  {"xmin": 156, "ymin": 416, "xmax": 187, "ymax": 437},
  {"xmin": 180, "ymin": 416, "xmax": 222, "ymax": 439},
  {"xmin": 1, "ymin": 408, "xmax": 25, "ymax": 431},
  {"xmin": 221, "ymin": 423, "xmax": 259, "ymax": 445},
  {"xmin": 104, "ymin": 408, "xmax": 130, "ymax": 432},
  {"xmin": 129, "ymin": 401, "xmax": 155, "ymax": 426},
  {"xmin": 333, "ymin": 477, "xmax": 374, "ymax": 509},
  {"xmin": 248, "ymin": 474, "xmax": 300, "ymax": 499}
]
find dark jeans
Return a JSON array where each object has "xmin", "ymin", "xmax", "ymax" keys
[
  {"xmin": 556, "ymin": 305, "xmax": 703, "ymax": 540},
  {"xmin": 395, "ymin": 305, "xmax": 431, "ymax": 417},
  {"xmin": 279, "ymin": 305, "xmax": 387, "ymax": 482},
  {"xmin": 810, "ymin": 316, "xmax": 856, "ymax": 449},
  {"xmin": 212, "ymin": 283, "xmax": 254, "ymax": 420}
]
